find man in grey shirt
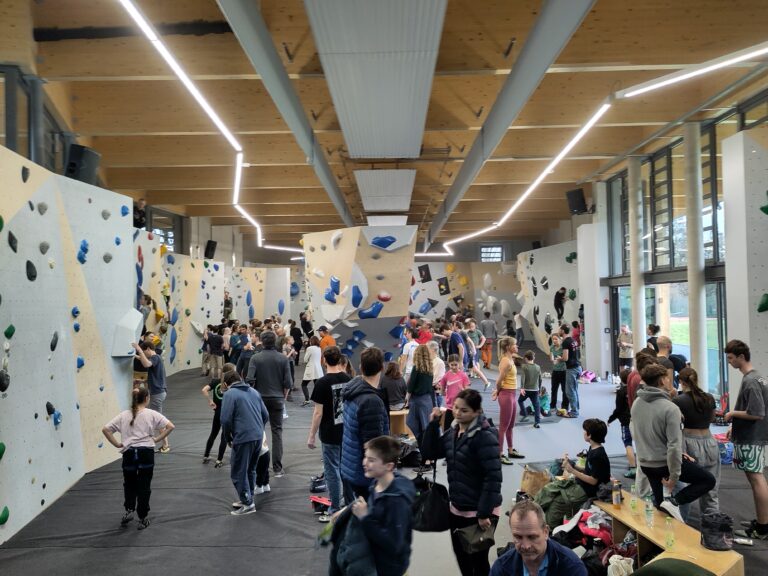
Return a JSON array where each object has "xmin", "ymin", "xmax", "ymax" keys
[
  {"xmin": 246, "ymin": 330, "xmax": 293, "ymax": 477},
  {"xmin": 479, "ymin": 311, "xmax": 498, "ymax": 369}
]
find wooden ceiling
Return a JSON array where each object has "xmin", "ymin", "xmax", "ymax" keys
[{"xmin": 30, "ymin": 0, "xmax": 768, "ymax": 247}]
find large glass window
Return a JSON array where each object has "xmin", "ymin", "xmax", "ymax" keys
[
  {"xmin": 480, "ymin": 244, "xmax": 503, "ymax": 262},
  {"xmin": 148, "ymin": 209, "xmax": 183, "ymax": 253}
]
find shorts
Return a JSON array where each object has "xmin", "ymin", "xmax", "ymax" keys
[
  {"xmin": 621, "ymin": 425, "xmax": 633, "ymax": 448},
  {"xmin": 149, "ymin": 391, "xmax": 167, "ymax": 414},
  {"xmin": 734, "ymin": 444, "xmax": 766, "ymax": 473}
]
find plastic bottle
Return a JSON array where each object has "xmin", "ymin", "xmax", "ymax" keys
[
  {"xmin": 665, "ymin": 517, "xmax": 675, "ymax": 548},
  {"xmin": 612, "ymin": 479, "xmax": 622, "ymax": 509},
  {"xmin": 644, "ymin": 496, "xmax": 655, "ymax": 528},
  {"xmin": 629, "ymin": 483, "xmax": 638, "ymax": 515}
]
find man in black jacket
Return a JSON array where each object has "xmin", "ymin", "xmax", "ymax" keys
[{"xmin": 246, "ymin": 330, "xmax": 293, "ymax": 477}]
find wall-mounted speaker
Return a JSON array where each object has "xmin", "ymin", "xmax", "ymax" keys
[
  {"xmin": 566, "ymin": 187, "xmax": 588, "ymax": 215},
  {"xmin": 204, "ymin": 240, "xmax": 218, "ymax": 259},
  {"xmin": 65, "ymin": 144, "xmax": 101, "ymax": 185}
]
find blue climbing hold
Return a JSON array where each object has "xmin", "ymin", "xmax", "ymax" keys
[
  {"xmin": 170, "ymin": 327, "xmax": 177, "ymax": 348},
  {"xmin": 351, "ymin": 285, "xmax": 363, "ymax": 308},
  {"xmin": 246, "ymin": 290, "xmax": 252, "ymax": 306},
  {"xmin": 76, "ymin": 356, "xmax": 85, "ymax": 369},
  {"xmin": 71, "ymin": 306, "xmax": 80, "ymax": 318},
  {"xmin": 248, "ymin": 305, "xmax": 255, "ymax": 320},
  {"xmin": 169, "ymin": 346, "xmax": 177, "ymax": 364},
  {"xmin": 171, "ymin": 276, "xmax": 175, "ymax": 293},
  {"xmin": 389, "ymin": 325, "xmax": 404, "ymax": 339},
  {"xmin": 352, "ymin": 330, "xmax": 367, "ymax": 341},
  {"xmin": 135, "ymin": 263, "xmax": 143, "ymax": 286},
  {"xmin": 358, "ymin": 301, "xmax": 383, "ymax": 319},
  {"xmin": 341, "ymin": 348, "xmax": 354, "ymax": 358},
  {"xmin": 324, "ymin": 287, "xmax": 337, "ymax": 304},
  {"xmin": 278, "ymin": 299, "xmax": 285, "ymax": 316},
  {"xmin": 132, "ymin": 229, "xmax": 140, "ymax": 241},
  {"xmin": 290, "ymin": 282, "xmax": 300, "ymax": 297},
  {"xmin": 79, "ymin": 239, "xmax": 89, "ymax": 254},
  {"xmin": 170, "ymin": 308, "xmax": 179, "ymax": 326},
  {"xmin": 412, "ymin": 290, "xmax": 420, "ymax": 301},
  {"xmin": 418, "ymin": 301, "xmax": 433, "ymax": 315},
  {"xmin": 166, "ymin": 254, "xmax": 175, "ymax": 265},
  {"xmin": 77, "ymin": 250, "xmax": 87, "ymax": 264},
  {"xmin": 121, "ymin": 205, "xmax": 129, "ymax": 217},
  {"xmin": 213, "ymin": 263, "xmax": 219, "ymax": 271},
  {"xmin": 115, "ymin": 236, "xmax": 122, "ymax": 246},
  {"xmin": 345, "ymin": 339, "xmax": 359, "ymax": 350},
  {"xmin": 73, "ymin": 322, "xmax": 81, "ymax": 332},
  {"xmin": 53, "ymin": 410, "xmax": 62, "ymax": 427},
  {"xmin": 330, "ymin": 275, "xmax": 341, "ymax": 295},
  {"xmin": 371, "ymin": 235, "xmax": 396, "ymax": 249}
]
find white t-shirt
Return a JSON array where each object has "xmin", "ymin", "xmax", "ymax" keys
[
  {"xmin": 402, "ymin": 340, "xmax": 419, "ymax": 376},
  {"xmin": 514, "ymin": 313, "xmax": 523, "ymax": 330},
  {"xmin": 105, "ymin": 408, "xmax": 169, "ymax": 452},
  {"xmin": 432, "ymin": 356, "xmax": 446, "ymax": 385}
]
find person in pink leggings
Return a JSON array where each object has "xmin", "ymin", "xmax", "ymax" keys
[{"xmin": 492, "ymin": 337, "xmax": 525, "ymax": 463}]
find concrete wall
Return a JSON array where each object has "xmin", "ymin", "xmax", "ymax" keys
[{"xmin": 0, "ymin": 146, "xmax": 135, "ymax": 544}]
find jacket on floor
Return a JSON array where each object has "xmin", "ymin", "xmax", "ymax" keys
[
  {"xmin": 220, "ymin": 381, "xmax": 270, "ymax": 445},
  {"xmin": 340, "ymin": 376, "xmax": 390, "ymax": 487},
  {"xmin": 630, "ymin": 385, "xmax": 683, "ymax": 481},
  {"xmin": 490, "ymin": 538, "xmax": 587, "ymax": 576},
  {"xmin": 360, "ymin": 474, "xmax": 416, "ymax": 576},
  {"xmin": 421, "ymin": 413, "xmax": 502, "ymax": 518},
  {"xmin": 245, "ymin": 347, "xmax": 293, "ymax": 398}
]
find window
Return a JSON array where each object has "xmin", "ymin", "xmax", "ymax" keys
[
  {"xmin": 480, "ymin": 245, "xmax": 503, "ymax": 262},
  {"xmin": 148, "ymin": 208, "xmax": 183, "ymax": 253}
]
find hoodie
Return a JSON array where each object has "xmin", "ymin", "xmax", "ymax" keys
[
  {"xmin": 630, "ymin": 385, "xmax": 683, "ymax": 482},
  {"xmin": 220, "ymin": 381, "xmax": 270, "ymax": 446},
  {"xmin": 340, "ymin": 376, "xmax": 390, "ymax": 487},
  {"xmin": 361, "ymin": 474, "xmax": 417, "ymax": 576}
]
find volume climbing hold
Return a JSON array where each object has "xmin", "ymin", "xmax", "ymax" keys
[{"xmin": 358, "ymin": 301, "xmax": 384, "ymax": 319}]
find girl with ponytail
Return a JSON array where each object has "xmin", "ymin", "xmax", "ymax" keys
[
  {"xmin": 201, "ymin": 363, "xmax": 236, "ymax": 467},
  {"xmin": 102, "ymin": 386, "xmax": 175, "ymax": 530}
]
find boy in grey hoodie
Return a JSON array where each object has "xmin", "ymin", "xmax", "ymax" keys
[{"xmin": 631, "ymin": 363, "xmax": 715, "ymax": 522}]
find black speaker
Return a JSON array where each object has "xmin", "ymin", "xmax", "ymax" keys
[
  {"xmin": 566, "ymin": 187, "xmax": 588, "ymax": 215},
  {"xmin": 65, "ymin": 144, "xmax": 101, "ymax": 185},
  {"xmin": 204, "ymin": 240, "xmax": 217, "ymax": 259},
  {"xmin": 532, "ymin": 240, "xmax": 542, "ymax": 249}
]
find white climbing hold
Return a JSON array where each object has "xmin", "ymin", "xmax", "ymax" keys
[
  {"xmin": 483, "ymin": 273, "xmax": 493, "ymax": 290},
  {"xmin": 331, "ymin": 230, "xmax": 343, "ymax": 249},
  {"xmin": 361, "ymin": 340, "xmax": 375, "ymax": 348},
  {"xmin": 313, "ymin": 268, "xmax": 325, "ymax": 279},
  {"xmin": 341, "ymin": 319, "xmax": 359, "ymax": 328}
]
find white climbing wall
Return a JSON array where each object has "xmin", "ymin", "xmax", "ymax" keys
[
  {"xmin": 289, "ymin": 263, "xmax": 309, "ymax": 320},
  {"xmin": 723, "ymin": 130, "xmax": 768, "ymax": 402},
  {"xmin": 0, "ymin": 146, "xmax": 134, "ymax": 544},
  {"xmin": 516, "ymin": 241, "xmax": 581, "ymax": 353},
  {"xmin": 228, "ymin": 265, "xmax": 290, "ymax": 322}
]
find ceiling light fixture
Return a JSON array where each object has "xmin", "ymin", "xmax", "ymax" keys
[
  {"xmin": 232, "ymin": 152, "xmax": 244, "ymax": 204},
  {"xmin": 263, "ymin": 244, "xmax": 304, "ymax": 254},
  {"xmin": 234, "ymin": 204, "xmax": 263, "ymax": 246},
  {"xmin": 617, "ymin": 40, "xmax": 768, "ymax": 99}
]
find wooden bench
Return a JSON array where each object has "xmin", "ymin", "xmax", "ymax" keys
[
  {"xmin": 595, "ymin": 492, "xmax": 743, "ymax": 576},
  {"xmin": 389, "ymin": 409, "xmax": 413, "ymax": 438}
]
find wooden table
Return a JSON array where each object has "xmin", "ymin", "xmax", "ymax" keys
[
  {"xmin": 595, "ymin": 492, "xmax": 743, "ymax": 576},
  {"xmin": 389, "ymin": 409, "xmax": 413, "ymax": 438}
]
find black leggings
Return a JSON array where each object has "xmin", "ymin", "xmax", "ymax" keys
[
  {"xmin": 204, "ymin": 407, "xmax": 228, "ymax": 461},
  {"xmin": 293, "ymin": 344, "xmax": 302, "ymax": 366},
  {"xmin": 642, "ymin": 459, "xmax": 716, "ymax": 507},
  {"xmin": 449, "ymin": 512, "xmax": 495, "ymax": 576},
  {"xmin": 122, "ymin": 447, "xmax": 155, "ymax": 519},
  {"xmin": 301, "ymin": 380, "xmax": 314, "ymax": 402},
  {"xmin": 550, "ymin": 370, "xmax": 569, "ymax": 410}
]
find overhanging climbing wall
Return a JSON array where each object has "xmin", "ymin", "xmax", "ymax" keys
[
  {"xmin": 303, "ymin": 226, "xmax": 417, "ymax": 364},
  {"xmin": 516, "ymin": 241, "xmax": 580, "ymax": 353},
  {"xmin": 0, "ymin": 146, "xmax": 135, "ymax": 544}
]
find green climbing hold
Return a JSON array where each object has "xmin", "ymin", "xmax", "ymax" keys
[
  {"xmin": 570, "ymin": 251, "xmax": 577, "ymax": 260},
  {"xmin": 4, "ymin": 324, "xmax": 15, "ymax": 340},
  {"xmin": 0, "ymin": 441, "xmax": 5, "ymax": 461},
  {"xmin": 203, "ymin": 261, "xmax": 209, "ymax": 268},
  {"xmin": 758, "ymin": 293, "xmax": 768, "ymax": 314},
  {"xmin": 568, "ymin": 289, "xmax": 577, "ymax": 300},
  {"xmin": 761, "ymin": 204, "xmax": 768, "ymax": 215},
  {"xmin": 184, "ymin": 308, "xmax": 191, "ymax": 316},
  {"xmin": 0, "ymin": 506, "xmax": 8, "ymax": 525},
  {"xmin": 0, "ymin": 214, "xmax": 3, "ymax": 233}
]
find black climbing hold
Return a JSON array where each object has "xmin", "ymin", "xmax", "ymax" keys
[
  {"xmin": 26, "ymin": 260, "xmax": 37, "ymax": 281},
  {"xmin": 8, "ymin": 231, "xmax": 18, "ymax": 253},
  {"xmin": 46, "ymin": 402, "xmax": 55, "ymax": 416},
  {"xmin": 0, "ymin": 369, "xmax": 9, "ymax": 392},
  {"xmin": 37, "ymin": 202, "xmax": 48, "ymax": 216},
  {"xmin": 28, "ymin": 200, "xmax": 34, "ymax": 211},
  {"xmin": 39, "ymin": 241, "xmax": 50, "ymax": 255},
  {"xmin": 43, "ymin": 483, "xmax": 46, "ymax": 489},
  {"xmin": 41, "ymin": 499, "xmax": 45, "ymax": 506},
  {"xmin": 50, "ymin": 331, "xmax": 59, "ymax": 351},
  {"xmin": 34, "ymin": 412, "xmax": 39, "ymax": 419},
  {"xmin": 22, "ymin": 166, "xmax": 30, "ymax": 182}
]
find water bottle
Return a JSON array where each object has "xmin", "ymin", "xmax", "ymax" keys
[
  {"xmin": 665, "ymin": 517, "xmax": 675, "ymax": 548},
  {"xmin": 644, "ymin": 496, "xmax": 655, "ymax": 528},
  {"xmin": 629, "ymin": 483, "xmax": 638, "ymax": 515},
  {"xmin": 611, "ymin": 479, "xmax": 622, "ymax": 509}
]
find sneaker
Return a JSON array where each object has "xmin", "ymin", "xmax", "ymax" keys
[
  {"xmin": 202, "ymin": 456, "xmax": 211, "ymax": 464},
  {"xmin": 520, "ymin": 415, "xmax": 530, "ymax": 423},
  {"xmin": 533, "ymin": 423, "xmax": 541, "ymax": 429},
  {"xmin": 283, "ymin": 412, "xmax": 289, "ymax": 420},
  {"xmin": 120, "ymin": 510, "xmax": 134, "ymax": 526},
  {"xmin": 508, "ymin": 449, "xmax": 525, "ymax": 459},
  {"xmin": 158, "ymin": 446, "xmax": 170, "ymax": 454},
  {"xmin": 232, "ymin": 501, "xmax": 245, "ymax": 508},
  {"xmin": 624, "ymin": 468, "xmax": 637, "ymax": 479},
  {"xmin": 500, "ymin": 455, "xmax": 514, "ymax": 465},
  {"xmin": 660, "ymin": 500, "xmax": 684, "ymax": 523},
  {"xmin": 301, "ymin": 400, "xmax": 311, "ymax": 407},
  {"xmin": 484, "ymin": 382, "xmax": 491, "ymax": 391},
  {"xmin": 740, "ymin": 528, "xmax": 768, "ymax": 540},
  {"xmin": 740, "ymin": 519, "xmax": 758, "ymax": 529},
  {"xmin": 261, "ymin": 484, "xmax": 271, "ymax": 493},
  {"xmin": 137, "ymin": 517, "xmax": 151, "ymax": 530},
  {"xmin": 318, "ymin": 513, "xmax": 331, "ymax": 523},
  {"xmin": 274, "ymin": 470, "xmax": 285, "ymax": 478},
  {"xmin": 214, "ymin": 460, "xmax": 224, "ymax": 468},
  {"xmin": 231, "ymin": 503, "xmax": 256, "ymax": 516}
]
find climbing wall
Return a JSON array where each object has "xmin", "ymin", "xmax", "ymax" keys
[
  {"xmin": 288, "ymin": 263, "xmax": 309, "ymax": 320},
  {"xmin": 0, "ymin": 146, "xmax": 135, "ymax": 544},
  {"xmin": 228, "ymin": 266, "xmax": 291, "ymax": 322},
  {"xmin": 516, "ymin": 241, "xmax": 580, "ymax": 352},
  {"xmin": 470, "ymin": 261, "xmax": 521, "ymax": 326},
  {"xmin": 303, "ymin": 226, "xmax": 417, "ymax": 364}
]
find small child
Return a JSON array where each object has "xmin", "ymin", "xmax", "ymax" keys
[
  {"xmin": 438, "ymin": 354, "xmax": 470, "ymax": 431},
  {"xmin": 102, "ymin": 386, "xmax": 175, "ymax": 529},
  {"xmin": 255, "ymin": 434, "xmax": 271, "ymax": 495},
  {"xmin": 607, "ymin": 368, "xmax": 637, "ymax": 478},
  {"xmin": 539, "ymin": 385, "xmax": 551, "ymax": 417},
  {"xmin": 517, "ymin": 351, "xmax": 543, "ymax": 428},
  {"xmin": 337, "ymin": 436, "xmax": 416, "ymax": 576}
]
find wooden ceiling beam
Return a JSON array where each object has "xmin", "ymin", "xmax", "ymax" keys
[{"xmin": 183, "ymin": 204, "xmax": 344, "ymax": 217}]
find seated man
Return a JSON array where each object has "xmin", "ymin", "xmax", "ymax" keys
[
  {"xmin": 534, "ymin": 419, "xmax": 611, "ymax": 527},
  {"xmin": 491, "ymin": 500, "xmax": 586, "ymax": 576}
]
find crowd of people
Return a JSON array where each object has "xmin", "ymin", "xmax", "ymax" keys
[{"xmin": 100, "ymin": 302, "xmax": 766, "ymax": 575}]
